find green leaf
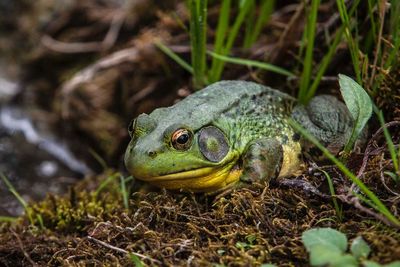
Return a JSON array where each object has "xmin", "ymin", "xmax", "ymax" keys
[
  {"xmin": 261, "ymin": 264, "xmax": 277, "ymax": 267},
  {"xmin": 384, "ymin": 261, "xmax": 400, "ymax": 267},
  {"xmin": 308, "ymin": 245, "xmax": 343, "ymax": 266},
  {"xmin": 363, "ymin": 261, "xmax": 383, "ymax": 267},
  {"xmin": 129, "ymin": 253, "xmax": 144, "ymax": 267},
  {"xmin": 350, "ymin": 236, "xmax": 371, "ymax": 259},
  {"xmin": 235, "ymin": 241, "xmax": 251, "ymax": 250},
  {"xmin": 338, "ymin": 74, "xmax": 372, "ymax": 153},
  {"xmin": 330, "ymin": 254, "xmax": 358, "ymax": 267},
  {"xmin": 384, "ymin": 171, "xmax": 399, "ymax": 183},
  {"xmin": 302, "ymin": 228, "xmax": 348, "ymax": 253}
]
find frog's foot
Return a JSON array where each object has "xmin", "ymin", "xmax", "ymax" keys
[
  {"xmin": 292, "ymin": 95, "xmax": 354, "ymax": 156},
  {"xmin": 240, "ymin": 138, "xmax": 283, "ymax": 183}
]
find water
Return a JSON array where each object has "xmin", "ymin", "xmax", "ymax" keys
[{"xmin": 0, "ymin": 74, "xmax": 91, "ymax": 217}]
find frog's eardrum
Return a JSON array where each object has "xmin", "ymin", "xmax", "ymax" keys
[{"xmin": 198, "ymin": 126, "xmax": 229, "ymax": 163}]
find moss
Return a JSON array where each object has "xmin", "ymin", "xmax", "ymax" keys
[{"xmin": 1, "ymin": 168, "xmax": 399, "ymax": 266}]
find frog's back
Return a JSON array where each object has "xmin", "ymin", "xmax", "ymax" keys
[{"xmin": 150, "ymin": 81, "xmax": 295, "ymax": 132}]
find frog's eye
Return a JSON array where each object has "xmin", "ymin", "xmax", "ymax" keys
[
  {"xmin": 128, "ymin": 119, "xmax": 137, "ymax": 137},
  {"xmin": 171, "ymin": 128, "xmax": 193, "ymax": 150}
]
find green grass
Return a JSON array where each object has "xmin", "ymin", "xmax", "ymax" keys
[
  {"xmin": 0, "ymin": 172, "xmax": 45, "ymax": 228},
  {"xmin": 0, "ymin": 216, "xmax": 17, "ymax": 222},
  {"xmin": 158, "ymin": 0, "xmax": 282, "ymax": 89},
  {"xmin": 208, "ymin": 0, "xmax": 253, "ymax": 83},
  {"xmin": 298, "ymin": 0, "xmax": 361, "ymax": 104},
  {"xmin": 155, "ymin": 42, "xmax": 194, "ymax": 74},
  {"xmin": 375, "ymin": 107, "xmax": 399, "ymax": 178},
  {"xmin": 298, "ymin": 0, "xmax": 320, "ymax": 104},
  {"xmin": 336, "ymin": 0, "xmax": 362, "ymax": 84},
  {"xmin": 385, "ymin": 1, "xmax": 400, "ymax": 69},
  {"xmin": 95, "ymin": 172, "xmax": 134, "ymax": 209},
  {"xmin": 208, "ymin": 51, "xmax": 294, "ymax": 77},
  {"xmin": 321, "ymin": 170, "xmax": 343, "ymax": 222},
  {"xmin": 243, "ymin": 0, "xmax": 275, "ymax": 49},
  {"xmin": 188, "ymin": 0, "xmax": 208, "ymax": 88}
]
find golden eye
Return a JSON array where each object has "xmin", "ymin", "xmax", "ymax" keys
[{"xmin": 171, "ymin": 128, "xmax": 192, "ymax": 150}]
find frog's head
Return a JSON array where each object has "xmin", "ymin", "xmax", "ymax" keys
[{"xmin": 124, "ymin": 110, "xmax": 241, "ymax": 192}]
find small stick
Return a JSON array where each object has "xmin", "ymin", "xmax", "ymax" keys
[
  {"xmin": 87, "ymin": 235, "xmax": 161, "ymax": 264},
  {"xmin": 11, "ymin": 230, "xmax": 38, "ymax": 267}
]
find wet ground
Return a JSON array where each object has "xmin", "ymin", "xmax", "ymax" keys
[{"xmin": 0, "ymin": 70, "xmax": 90, "ymax": 216}]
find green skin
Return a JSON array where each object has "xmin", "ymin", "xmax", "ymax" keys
[{"xmin": 125, "ymin": 81, "xmax": 353, "ymax": 192}]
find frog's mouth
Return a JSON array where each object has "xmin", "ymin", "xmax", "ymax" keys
[{"xmin": 143, "ymin": 153, "xmax": 242, "ymax": 192}]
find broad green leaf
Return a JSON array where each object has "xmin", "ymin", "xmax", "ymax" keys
[
  {"xmin": 350, "ymin": 236, "xmax": 371, "ymax": 259},
  {"xmin": 384, "ymin": 261, "xmax": 400, "ymax": 267},
  {"xmin": 260, "ymin": 264, "xmax": 277, "ymax": 267},
  {"xmin": 302, "ymin": 228, "xmax": 348, "ymax": 253},
  {"xmin": 308, "ymin": 245, "xmax": 343, "ymax": 266},
  {"xmin": 330, "ymin": 254, "xmax": 358, "ymax": 267},
  {"xmin": 338, "ymin": 74, "xmax": 372, "ymax": 153},
  {"xmin": 363, "ymin": 261, "xmax": 383, "ymax": 267}
]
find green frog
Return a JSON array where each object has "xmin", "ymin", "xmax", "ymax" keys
[{"xmin": 124, "ymin": 81, "xmax": 353, "ymax": 192}]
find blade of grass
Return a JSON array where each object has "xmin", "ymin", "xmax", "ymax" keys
[
  {"xmin": 384, "ymin": 0, "xmax": 400, "ymax": 68},
  {"xmin": 0, "ymin": 216, "xmax": 17, "ymax": 222},
  {"xmin": 320, "ymin": 169, "xmax": 343, "ymax": 222},
  {"xmin": 375, "ymin": 107, "xmax": 399, "ymax": 173},
  {"xmin": 0, "ymin": 172, "xmax": 34, "ymax": 225},
  {"xmin": 208, "ymin": 51, "xmax": 294, "ymax": 77},
  {"xmin": 188, "ymin": 0, "xmax": 208, "ymax": 88},
  {"xmin": 89, "ymin": 148, "xmax": 108, "ymax": 172},
  {"xmin": 365, "ymin": 0, "xmax": 378, "ymax": 50},
  {"xmin": 242, "ymin": 0, "xmax": 256, "ymax": 48},
  {"xmin": 120, "ymin": 175, "xmax": 133, "ymax": 209},
  {"xmin": 209, "ymin": 0, "xmax": 231, "ymax": 83},
  {"xmin": 304, "ymin": 0, "xmax": 361, "ymax": 103},
  {"xmin": 336, "ymin": 0, "xmax": 362, "ymax": 84},
  {"xmin": 155, "ymin": 41, "xmax": 193, "ymax": 74},
  {"xmin": 244, "ymin": 0, "xmax": 275, "ymax": 48},
  {"xmin": 209, "ymin": 0, "xmax": 253, "ymax": 82},
  {"xmin": 95, "ymin": 173, "xmax": 119, "ymax": 195},
  {"xmin": 289, "ymin": 119, "xmax": 400, "ymax": 226},
  {"xmin": 298, "ymin": 0, "xmax": 320, "ymax": 104}
]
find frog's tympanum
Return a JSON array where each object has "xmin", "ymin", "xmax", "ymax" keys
[{"xmin": 124, "ymin": 81, "xmax": 353, "ymax": 192}]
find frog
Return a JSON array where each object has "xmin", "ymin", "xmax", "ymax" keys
[{"xmin": 124, "ymin": 80, "xmax": 353, "ymax": 193}]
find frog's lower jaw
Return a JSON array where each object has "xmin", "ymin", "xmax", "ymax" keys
[{"xmin": 143, "ymin": 153, "xmax": 242, "ymax": 192}]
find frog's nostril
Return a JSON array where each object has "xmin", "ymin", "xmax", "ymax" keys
[{"xmin": 148, "ymin": 151, "xmax": 157, "ymax": 158}]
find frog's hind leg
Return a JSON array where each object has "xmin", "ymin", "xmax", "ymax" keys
[
  {"xmin": 292, "ymin": 95, "xmax": 354, "ymax": 156},
  {"xmin": 240, "ymin": 138, "xmax": 283, "ymax": 184}
]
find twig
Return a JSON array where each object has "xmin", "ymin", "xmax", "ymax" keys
[
  {"xmin": 127, "ymin": 81, "xmax": 157, "ymax": 105},
  {"xmin": 87, "ymin": 235, "xmax": 161, "ymax": 264},
  {"xmin": 277, "ymin": 177, "xmax": 329, "ymax": 198},
  {"xmin": 338, "ymin": 194, "xmax": 399, "ymax": 228},
  {"xmin": 61, "ymin": 46, "xmax": 141, "ymax": 95},
  {"xmin": 379, "ymin": 155, "xmax": 400, "ymax": 196},
  {"xmin": 11, "ymin": 230, "xmax": 38, "ymax": 267},
  {"xmin": 267, "ymin": 2, "xmax": 305, "ymax": 63},
  {"xmin": 41, "ymin": 12, "xmax": 125, "ymax": 54},
  {"xmin": 356, "ymin": 121, "xmax": 400, "ymax": 179}
]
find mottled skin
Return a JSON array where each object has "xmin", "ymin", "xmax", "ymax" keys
[{"xmin": 125, "ymin": 81, "xmax": 353, "ymax": 192}]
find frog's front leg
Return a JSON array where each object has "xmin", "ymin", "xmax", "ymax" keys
[{"xmin": 240, "ymin": 138, "xmax": 283, "ymax": 184}]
